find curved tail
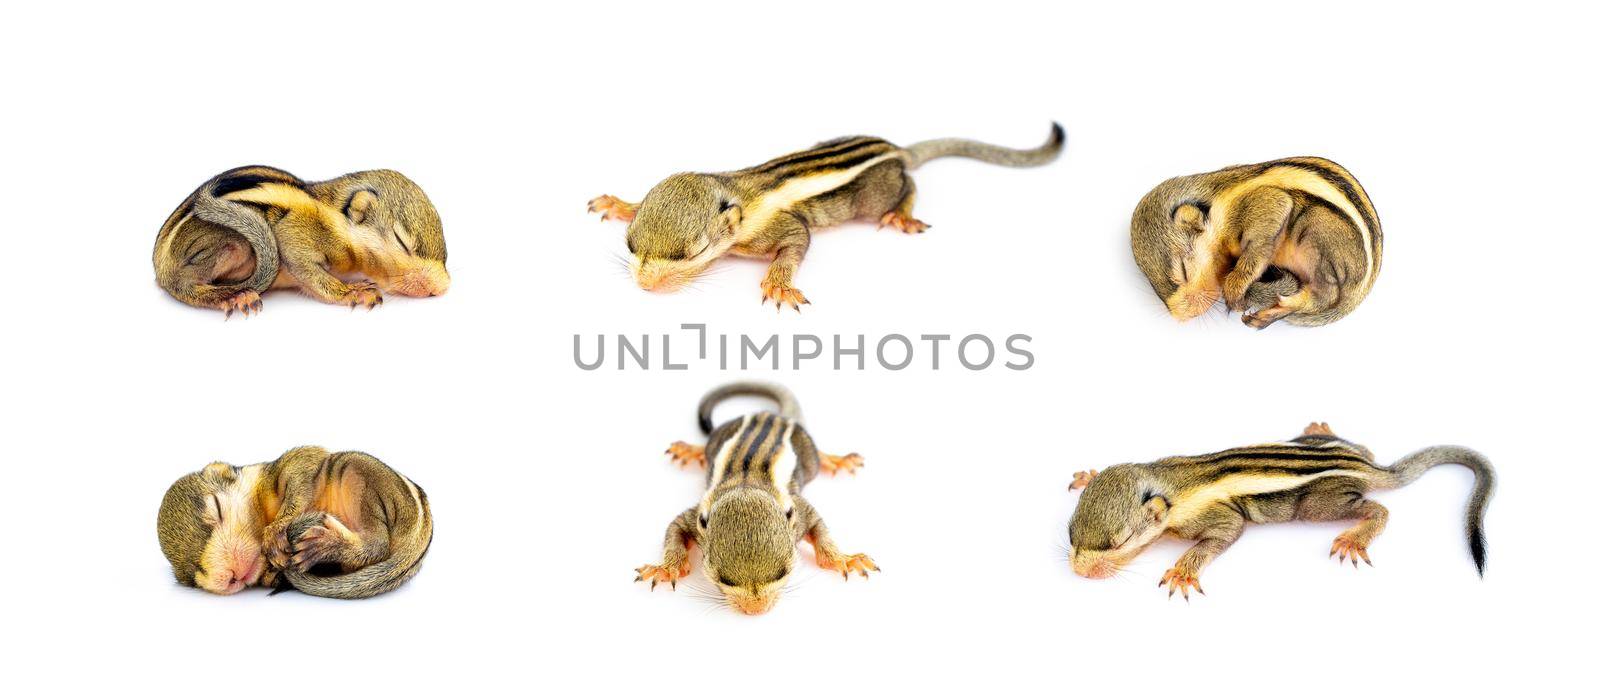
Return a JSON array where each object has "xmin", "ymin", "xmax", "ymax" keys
[
  {"xmin": 697, "ymin": 381, "xmax": 803, "ymax": 434},
  {"xmin": 190, "ymin": 192, "xmax": 279, "ymax": 293},
  {"xmin": 904, "ymin": 122, "xmax": 1064, "ymax": 169},
  {"xmin": 1378, "ymin": 445, "xmax": 1495, "ymax": 575},
  {"xmin": 282, "ymin": 487, "xmax": 433, "ymax": 599}
]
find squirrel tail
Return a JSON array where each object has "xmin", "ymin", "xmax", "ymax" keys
[
  {"xmin": 697, "ymin": 381, "xmax": 803, "ymax": 434},
  {"xmin": 1378, "ymin": 445, "xmax": 1496, "ymax": 576},
  {"xmin": 189, "ymin": 168, "xmax": 292, "ymax": 293},
  {"xmin": 282, "ymin": 486, "xmax": 433, "ymax": 599},
  {"xmin": 904, "ymin": 122, "xmax": 1064, "ymax": 169}
]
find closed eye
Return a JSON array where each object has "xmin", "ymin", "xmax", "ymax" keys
[
  {"xmin": 717, "ymin": 576, "xmax": 738, "ymax": 587},
  {"xmin": 1111, "ymin": 528, "xmax": 1133, "ymax": 549},
  {"xmin": 211, "ymin": 495, "xmax": 224, "ymax": 524}
]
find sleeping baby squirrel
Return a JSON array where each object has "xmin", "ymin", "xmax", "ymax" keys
[
  {"xmin": 157, "ymin": 446, "xmax": 433, "ymax": 599},
  {"xmin": 1131, "ymin": 157, "xmax": 1382, "ymax": 328},
  {"xmin": 1067, "ymin": 423, "xmax": 1493, "ymax": 599},
  {"xmin": 590, "ymin": 124, "xmax": 1064, "ymax": 311},
  {"xmin": 153, "ymin": 166, "xmax": 449, "ymax": 317},
  {"xmin": 636, "ymin": 381, "xmax": 877, "ymax": 615}
]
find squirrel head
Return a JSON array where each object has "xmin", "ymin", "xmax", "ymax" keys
[
  {"xmin": 156, "ymin": 463, "xmax": 267, "ymax": 595},
  {"xmin": 626, "ymin": 173, "xmax": 740, "ymax": 292},
  {"xmin": 700, "ymin": 488, "xmax": 796, "ymax": 615},
  {"xmin": 1130, "ymin": 176, "xmax": 1230, "ymax": 321},
  {"xmin": 1067, "ymin": 464, "xmax": 1170, "ymax": 579}
]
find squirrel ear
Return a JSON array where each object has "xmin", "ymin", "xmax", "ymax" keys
[
  {"xmin": 345, "ymin": 189, "xmax": 378, "ymax": 225},
  {"xmin": 1172, "ymin": 204, "xmax": 1206, "ymax": 235},
  {"xmin": 201, "ymin": 462, "xmax": 235, "ymax": 481},
  {"xmin": 717, "ymin": 202, "xmax": 742, "ymax": 238},
  {"xmin": 1142, "ymin": 493, "xmax": 1170, "ymax": 523}
]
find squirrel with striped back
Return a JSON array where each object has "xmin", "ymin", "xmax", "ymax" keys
[
  {"xmin": 589, "ymin": 124, "xmax": 1064, "ymax": 311},
  {"xmin": 152, "ymin": 166, "xmax": 449, "ymax": 317},
  {"xmin": 635, "ymin": 382, "xmax": 877, "ymax": 615},
  {"xmin": 1131, "ymin": 157, "xmax": 1382, "ymax": 328},
  {"xmin": 156, "ymin": 446, "xmax": 433, "ymax": 599},
  {"xmin": 1066, "ymin": 423, "xmax": 1493, "ymax": 599}
]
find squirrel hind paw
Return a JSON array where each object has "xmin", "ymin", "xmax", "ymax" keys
[{"xmin": 1302, "ymin": 422, "xmax": 1336, "ymax": 437}]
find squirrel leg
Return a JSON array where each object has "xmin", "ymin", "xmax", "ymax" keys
[
  {"xmin": 277, "ymin": 215, "xmax": 383, "ymax": 309},
  {"xmin": 636, "ymin": 508, "xmax": 697, "ymax": 590},
  {"xmin": 587, "ymin": 194, "xmax": 638, "ymax": 222},
  {"xmin": 1219, "ymin": 187, "xmax": 1294, "ymax": 312},
  {"xmin": 878, "ymin": 174, "xmax": 929, "ymax": 233},
  {"xmin": 1298, "ymin": 486, "xmax": 1389, "ymax": 568},
  {"xmin": 288, "ymin": 513, "xmax": 390, "ymax": 573},
  {"xmin": 260, "ymin": 447, "xmax": 332, "ymax": 570},
  {"xmin": 802, "ymin": 506, "xmax": 878, "ymax": 579},
  {"xmin": 758, "ymin": 219, "xmax": 812, "ymax": 312},
  {"xmin": 1161, "ymin": 508, "xmax": 1244, "ymax": 600}
]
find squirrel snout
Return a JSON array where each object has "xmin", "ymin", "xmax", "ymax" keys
[{"xmin": 1071, "ymin": 555, "xmax": 1115, "ymax": 580}]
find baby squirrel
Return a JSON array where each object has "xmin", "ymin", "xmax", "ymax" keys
[
  {"xmin": 152, "ymin": 166, "xmax": 450, "ymax": 317},
  {"xmin": 1066, "ymin": 423, "xmax": 1493, "ymax": 599},
  {"xmin": 1131, "ymin": 157, "xmax": 1382, "ymax": 328},
  {"xmin": 589, "ymin": 124, "xmax": 1064, "ymax": 311},
  {"xmin": 636, "ymin": 381, "xmax": 877, "ymax": 615},
  {"xmin": 157, "ymin": 446, "xmax": 433, "ymax": 599}
]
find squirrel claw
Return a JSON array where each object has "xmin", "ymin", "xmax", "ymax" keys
[
  {"xmin": 759, "ymin": 280, "xmax": 809, "ymax": 313},
  {"xmin": 217, "ymin": 290, "xmax": 262, "ymax": 320},
  {"xmin": 878, "ymin": 211, "xmax": 929, "ymax": 234},
  {"xmin": 1329, "ymin": 534, "xmax": 1372, "ymax": 568},
  {"xmin": 820, "ymin": 552, "xmax": 878, "ymax": 580},
  {"xmin": 342, "ymin": 281, "xmax": 383, "ymax": 311},
  {"xmin": 1159, "ymin": 567, "xmax": 1204, "ymax": 601},
  {"xmin": 665, "ymin": 441, "xmax": 706, "ymax": 469},
  {"xmin": 1069, "ymin": 469, "xmax": 1099, "ymax": 491},
  {"xmin": 635, "ymin": 563, "xmax": 689, "ymax": 590},
  {"xmin": 820, "ymin": 453, "xmax": 864, "ymax": 476}
]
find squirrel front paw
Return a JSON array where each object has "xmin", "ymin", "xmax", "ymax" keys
[
  {"xmin": 634, "ymin": 560, "xmax": 691, "ymax": 590},
  {"xmin": 289, "ymin": 514, "xmax": 352, "ymax": 572},
  {"xmin": 263, "ymin": 523, "xmax": 293, "ymax": 571},
  {"xmin": 341, "ymin": 280, "xmax": 383, "ymax": 311},
  {"xmin": 818, "ymin": 551, "xmax": 879, "ymax": 580},
  {"xmin": 759, "ymin": 279, "xmax": 810, "ymax": 313},
  {"xmin": 1159, "ymin": 566, "xmax": 1205, "ymax": 601}
]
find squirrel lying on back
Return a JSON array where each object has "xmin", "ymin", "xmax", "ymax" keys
[
  {"xmin": 152, "ymin": 166, "xmax": 449, "ymax": 317},
  {"xmin": 157, "ymin": 446, "xmax": 432, "ymax": 599}
]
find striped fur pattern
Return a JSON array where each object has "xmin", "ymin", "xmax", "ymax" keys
[
  {"xmin": 595, "ymin": 124, "xmax": 1064, "ymax": 308},
  {"xmin": 1068, "ymin": 424, "xmax": 1493, "ymax": 594},
  {"xmin": 1130, "ymin": 156, "xmax": 1382, "ymax": 328},
  {"xmin": 152, "ymin": 165, "xmax": 449, "ymax": 315},
  {"xmin": 640, "ymin": 382, "xmax": 873, "ymax": 615},
  {"xmin": 156, "ymin": 446, "xmax": 433, "ymax": 599}
]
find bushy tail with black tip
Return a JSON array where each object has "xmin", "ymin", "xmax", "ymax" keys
[{"xmin": 1379, "ymin": 445, "xmax": 1495, "ymax": 575}]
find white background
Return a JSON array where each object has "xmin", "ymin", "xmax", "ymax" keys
[{"xmin": 2, "ymin": 1, "xmax": 1593, "ymax": 690}]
